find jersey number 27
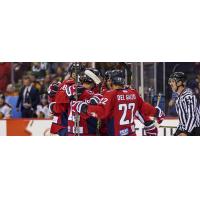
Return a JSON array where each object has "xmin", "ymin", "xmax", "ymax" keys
[{"xmin": 119, "ymin": 103, "xmax": 135, "ymax": 125}]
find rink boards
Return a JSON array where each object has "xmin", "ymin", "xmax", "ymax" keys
[{"xmin": 0, "ymin": 118, "xmax": 178, "ymax": 136}]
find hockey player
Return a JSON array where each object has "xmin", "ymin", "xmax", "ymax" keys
[
  {"xmin": 102, "ymin": 70, "xmax": 163, "ymax": 136},
  {"xmin": 48, "ymin": 63, "xmax": 83, "ymax": 136},
  {"xmin": 47, "ymin": 63, "xmax": 84, "ymax": 102},
  {"xmin": 71, "ymin": 70, "xmax": 164, "ymax": 136},
  {"xmin": 0, "ymin": 93, "xmax": 12, "ymax": 119},
  {"xmin": 80, "ymin": 68, "xmax": 109, "ymax": 135},
  {"xmin": 48, "ymin": 67, "xmax": 101, "ymax": 136},
  {"xmin": 66, "ymin": 69, "xmax": 102, "ymax": 136}
]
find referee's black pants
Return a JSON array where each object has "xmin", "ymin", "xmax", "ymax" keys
[
  {"xmin": 190, "ymin": 127, "xmax": 200, "ymax": 136},
  {"xmin": 174, "ymin": 127, "xmax": 200, "ymax": 136}
]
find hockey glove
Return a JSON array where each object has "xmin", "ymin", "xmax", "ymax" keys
[
  {"xmin": 89, "ymin": 94, "xmax": 103, "ymax": 105},
  {"xmin": 66, "ymin": 85, "xmax": 85, "ymax": 100},
  {"xmin": 155, "ymin": 106, "xmax": 165, "ymax": 124},
  {"xmin": 71, "ymin": 101, "xmax": 88, "ymax": 114},
  {"xmin": 47, "ymin": 82, "xmax": 60, "ymax": 98},
  {"xmin": 144, "ymin": 121, "xmax": 158, "ymax": 136}
]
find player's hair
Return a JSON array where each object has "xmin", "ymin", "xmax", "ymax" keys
[{"xmin": 23, "ymin": 75, "xmax": 31, "ymax": 80}]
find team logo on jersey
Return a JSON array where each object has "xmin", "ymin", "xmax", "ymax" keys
[{"xmin": 119, "ymin": 128, "xmax": 129, "ymax": 136}]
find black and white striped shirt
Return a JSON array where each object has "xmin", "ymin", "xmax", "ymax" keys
[
  {"xmin": 175, "ymin": 88, "xmax": 200, "ymax": 133},
  {"xmin": 197, "ymin": 104, "xmax": 200, "ymax": 126}
]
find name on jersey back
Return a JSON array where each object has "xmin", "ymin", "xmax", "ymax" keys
[{"xmin": 117, "ymin": 94, "xmax": 136, "ymax": 101}]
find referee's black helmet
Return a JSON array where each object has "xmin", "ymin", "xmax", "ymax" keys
[{"xmin": 168, "ymin": 72, "xmax": 187, "ymax": 84}]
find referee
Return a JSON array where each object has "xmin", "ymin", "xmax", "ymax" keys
[{"xmin": 168, "ymin": 72, "xmax": 200, "ymax": 136}]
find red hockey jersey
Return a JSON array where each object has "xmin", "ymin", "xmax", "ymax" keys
[
  {"xmin": 49, "ymin": 79, "xmax": 75, "ymax": 135},
  {"xmin": 87, "ymin": 88, "xmax": 157, "ymax": 136}
]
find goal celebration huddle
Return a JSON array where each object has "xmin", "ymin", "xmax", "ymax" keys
[{"xmin": 48, "ymin": 63, "xmax": 165, "ymax": 136}]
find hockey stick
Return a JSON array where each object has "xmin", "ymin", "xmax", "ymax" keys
[
  {"xmin": 74, "ymin": 62, "xmax": 80, "ymax": 136},
  {"xmin": 156, "ymin": 93, "xmax": 162, "ymax": 107},
  {"xmin": 85, "ymin": 70, "xmax": 101, "ymax": 84},
  {"xmin": 96, "ymin": 80, "xmax": 103, "ymax": 136}
]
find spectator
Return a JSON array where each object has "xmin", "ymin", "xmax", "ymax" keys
[
  {"xmin": 188, "ymin": 79, "xmax": 200, "ymax": 106},
  {"xmin": 30, "ymin": 73, "xmax": 42, "ymax": 93},
  {"xmin": 32, "ymin": 62, "xmax": 47, "ymax": 78},
  {"xmin": 195, "ymin": 72, "xmax": 200, "ymax": 85},
  {"xmin": 36, "ymin": 94, "xmax": 51, "ymax": 118},
  {"xmin": 187, "ymin": 79, "xmax": 200, "ymax": 97},
  {"xmin": 45, "ymin": 62, "xmax": 63, "ymax": 74},
  {"xmin": 16, "ymin": 76, "xmax": 40, "ymax": 118},
  {"xmin": 12, "ymin": 62, "xmax": 32, "ymax": 83},
  {"xmin": 0, "ymin": 92, "xmax": 12, "ymax": 119},
  {"xmin": 43, "ymin": 74, "xmax": 52, "ymax": 89},
  {"xmin": 55, "ymin": 66, "xmax": 64, "ymax": 82},
  {"xmin": 39, "ymin": 74, "xmax": 52, "ymax": 95}
]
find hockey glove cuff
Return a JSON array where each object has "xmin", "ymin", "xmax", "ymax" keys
[{"xmin": 144, "ymin": 121, "xmax": 158, "ymax": 136}]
